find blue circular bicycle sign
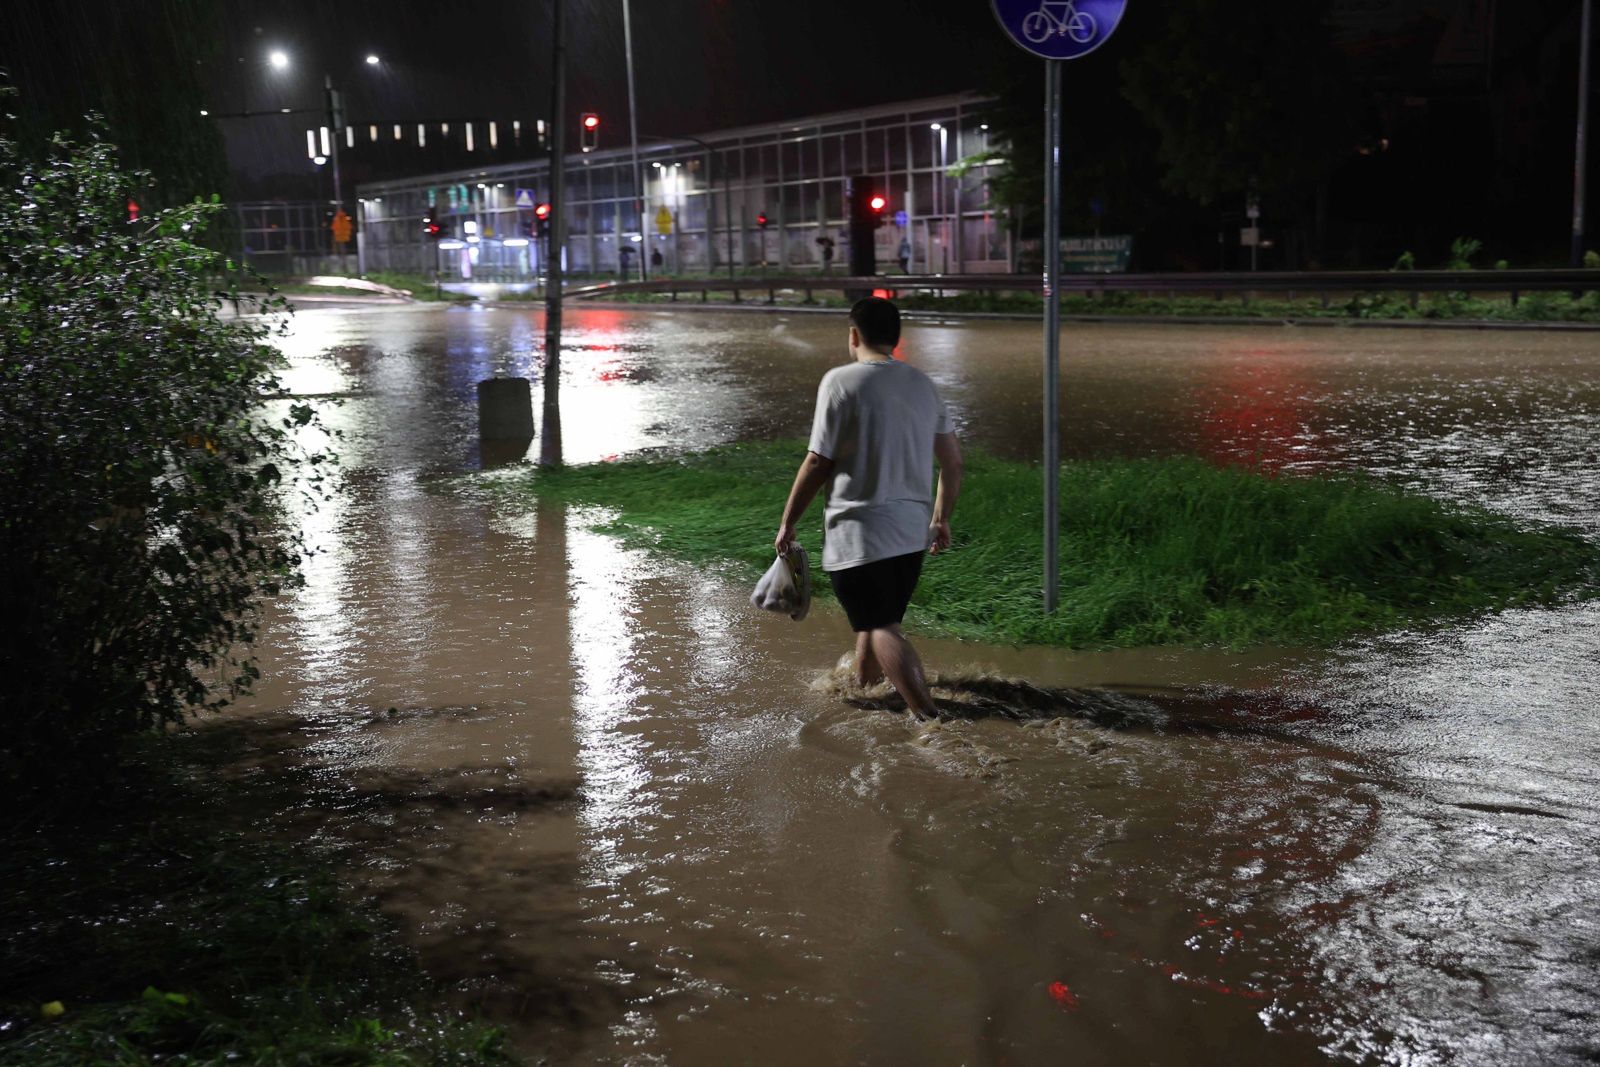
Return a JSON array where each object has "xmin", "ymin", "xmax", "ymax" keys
[{"xmin": 991, "ymin": 0, "xmax": 1126, "ymax": 60}]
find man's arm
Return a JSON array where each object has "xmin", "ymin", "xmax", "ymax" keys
[
  {"xmin": 775, "ymin": 451, "xmax": 835, "ymax": 554},
  {"xmin": 929, "ymin": 432, "xmax": 963, "ymax": 554}
]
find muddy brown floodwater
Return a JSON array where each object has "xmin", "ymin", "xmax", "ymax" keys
[{"xmin": 239, "ymin": 305, "xmax": 1600, "ymax": 1065}]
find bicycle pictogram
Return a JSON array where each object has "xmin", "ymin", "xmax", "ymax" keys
[{"xmin": 1022, "ymin": 0, "xmax": 1096, "ymax": 44}]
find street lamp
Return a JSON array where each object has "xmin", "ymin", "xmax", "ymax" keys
[
  {"xmin": 269, "ymin": 50, "xmax": 289, "ymax": 70},
  {"xmin": 931, "ymin": 123, "xmax": 949, "ymax": 273},
  {"xmin": 365, "ymin": 54, "xmax": 380, "ymax": 66}
]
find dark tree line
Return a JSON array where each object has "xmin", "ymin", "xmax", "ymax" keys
[{"xmin": 973, "ymin": 0, "xmax": 1594, "ymax": 270}]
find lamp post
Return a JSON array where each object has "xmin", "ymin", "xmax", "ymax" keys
[
  {"xmin": 622, "ymin": 0, "xmax": 647, "ymax": 281},
  {"xmin": 268, "ymin": 50, "xmax": 383, "ymax": 274},
  {"xmin": 931, "ymin": 123, "xmax": 949, "ymax": 273}
]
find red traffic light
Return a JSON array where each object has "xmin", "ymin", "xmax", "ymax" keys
[
  {"xmin": 756, "ymin": 212, "xmax": 769, "ymax": 228},
  {"xmin": 582, "ymin": 113, "xmax": 599, "ymax": 130},
  {"xmin": 868, "ymin": 194, "xmax": 887, "ymax": 212},
  {"xmin": 534, "ymin": 202, "xmax": 551, "ymax": 219}
]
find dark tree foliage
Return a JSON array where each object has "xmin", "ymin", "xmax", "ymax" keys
[
  {"xmin": 1119, "ymin": 0, "xmax": 1358, "ymax": 228},
  {"xmin": 974, "ymin": 2, "xmax": 1359, "ymax": 267},
  {"xmin": 1, "ymin": 0, "xmax": 230, "ymax": 209},
  {"xmin": 0, "ymin": 104, "xmax": 332, "ymax": 783}
]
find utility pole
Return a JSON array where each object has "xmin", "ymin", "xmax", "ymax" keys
[
  {"xmin": 623, "ymin": 0, "xmax": 647, "ymax": 281},
  {"xmin": 541, "ymin": 0, "xmax": 567, "ymax": 467},
  {"xmin": 1575, "ymin": 0, "xmax": 1594, "ymax": 267}
]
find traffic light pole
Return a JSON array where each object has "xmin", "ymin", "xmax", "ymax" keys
[
  {"xmin": 325, "ymin": 75, "xmax": 347, "ymax": 274},
  {"xmin": 541, "ymin": 0, "xmax": 567, "ymax": 467}
]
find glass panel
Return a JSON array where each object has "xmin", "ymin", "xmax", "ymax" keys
[
  {"xmin": 864, "ymin": 129, "xmax": 887, "ymax": 175},
  {"xmin": 821, "ymin": 133, "xmax": 842, "ymax": 178},
  {"xmin": 781, "ymin": 139, "xmax": 802, "ymax": 181},
  {"xmin": 842, "ymin": 127, "xmax": 864, "ymax": 174},
  {"xmin": 911, "ymin": 127, "xmax": 935, "ymax": 169},
  {"xmin": 888, "ymin": 124, "xmax": 911, "ymax": 169},
  {"xmin": 681, "ymin": 193, "xmax": 707, "ymax": 232},
  {"xmin": 781, "ymin": 183, "xmax": 806, "ymax": 222},
  {"xmin": 820, "ymin": 178, "xmax": 844, "ymax": 223},
  {"xmin": 911, "ymin": 173, "xmax": 934, "ymax": 219}
]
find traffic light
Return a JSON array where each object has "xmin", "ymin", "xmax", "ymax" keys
[
  {"xmin": 580, "ymin": 112, "xmax": 600, "ymax": 152},
  {"xmin": 423, "ymin": 208, "xmax": 443, "ymax": 240},
  {"xmin": 756, "ymin": 212, "xmax": 769, "ymax": 230},
  {"xmin": 846, "ymin": 176, "xmax": 885, "ymax": 276},
  {"xmin": 535, "ymin": 202, "xmax": 551, "ymax": 238}
]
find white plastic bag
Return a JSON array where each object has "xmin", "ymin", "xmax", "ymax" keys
[{"xmin": 750, "ymin": 544, "xmax": 811, "ymax": 621}]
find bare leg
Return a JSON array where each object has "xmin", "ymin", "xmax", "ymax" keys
[
  {"xmin": 868, "ymin": 625, "xmax": 938, "ymax": 719},
  {"xmin": 853, "ymin": 630, "xmax": 886, "ymax": 688}
]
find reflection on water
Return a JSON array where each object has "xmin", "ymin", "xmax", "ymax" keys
[{"xmin": 234, "ymin": 306, "xmax": 1600, "ymax": 1064}]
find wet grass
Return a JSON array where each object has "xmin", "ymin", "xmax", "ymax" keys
[
  {"xmin": 507, "ymin": 442, "xmax": 1600, "ymax": 648},
  {"xmin": 0, "ymin": 731, "xmax": 508, "ymax": 1067}
]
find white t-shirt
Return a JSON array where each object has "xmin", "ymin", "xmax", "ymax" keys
[{"xmin": 807, "ymin": 357, "xmax": 952, "ymax": 571}]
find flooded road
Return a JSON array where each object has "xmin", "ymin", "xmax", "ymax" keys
[{"xmin": 242, "ymin": 305, "xmax": 1600, "ymax": 1064}]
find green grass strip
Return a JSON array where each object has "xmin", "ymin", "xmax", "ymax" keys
[{"xmin": 504, "ymin": 441, "xmax": 1600, "ymax": 648}]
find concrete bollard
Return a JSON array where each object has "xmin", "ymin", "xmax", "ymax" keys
[{"xmin": 477, "ymin": 377, "xmax": 534, "ymax": 440}]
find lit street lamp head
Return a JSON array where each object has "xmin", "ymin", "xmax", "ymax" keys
[
  {"xmin": 268, "ymin": 50, "xmax": 289, "ymax": 70},
  {"xmin": 365, "ymin": 54, "xmax": 380, "ymax": 65}
]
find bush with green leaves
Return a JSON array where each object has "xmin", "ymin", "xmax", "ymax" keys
[{"xmin": 0, "ymin": 110, "xmax": 331, "ymax": 782}]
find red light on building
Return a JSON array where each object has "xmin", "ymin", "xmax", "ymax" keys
[{"xmin": 868, "ymin": 195, "xmax": 887, "ymax": 212}]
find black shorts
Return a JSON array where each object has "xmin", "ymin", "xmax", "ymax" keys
[{"xmin": 828, "ymin": 551, "xmax": 925, "ymax": 632}]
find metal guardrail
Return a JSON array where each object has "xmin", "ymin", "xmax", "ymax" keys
[{"xmin": 565, "ymin": 269, "xmax": 1600, "ymax": 306}]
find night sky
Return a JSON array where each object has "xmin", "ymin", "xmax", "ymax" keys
[
  {"xmin": 5, "ymin": 0, "xmax": 1591, "ymax": 263},
  {"xmin": 204, "ymin": 0, "xmax": 1016, "ymax": 192}
]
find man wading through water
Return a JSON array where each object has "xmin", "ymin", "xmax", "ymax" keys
[{"xmin": 774, "ymin": 297, "xmax": 964, "ymax": 720}]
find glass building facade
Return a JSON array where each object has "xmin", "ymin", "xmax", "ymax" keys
[{"xmin": 354, "ymin": 93, "xmax": 1008, "ymax": 279}]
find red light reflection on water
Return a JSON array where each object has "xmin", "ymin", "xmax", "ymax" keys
[{"xmin": 1195, "ymin": 342, "xmax": 1330, "ymax": 473}]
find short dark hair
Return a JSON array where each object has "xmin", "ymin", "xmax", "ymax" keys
[{"xmin": 849, "ymin": 296, "xmax": 901, "ymax": 350}]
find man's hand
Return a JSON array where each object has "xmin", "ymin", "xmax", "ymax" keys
[
  {"xmin": 774, "ymin": 523, "xmax": 797, "ymax": 556},
  {"xmin": 928, "ymin": 520, "xmax": 951, "ymax": 555}
]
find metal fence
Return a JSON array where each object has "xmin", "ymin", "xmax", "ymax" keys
[{"xmin": 564, "ymin": 269, "xmax": 1600, "ymax": 306}]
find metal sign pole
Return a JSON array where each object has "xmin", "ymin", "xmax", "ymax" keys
[
  {"xmin": 1043, "ymin": 60, "xmax": 1063, "ymax": 614},
  {"xmin": 1574, "ymin": 0, "xmax": 1593, "ymax": 267},
  {"xmin": 990, "ymin": 0, "xmax": 1125, "ymax": 616}
]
